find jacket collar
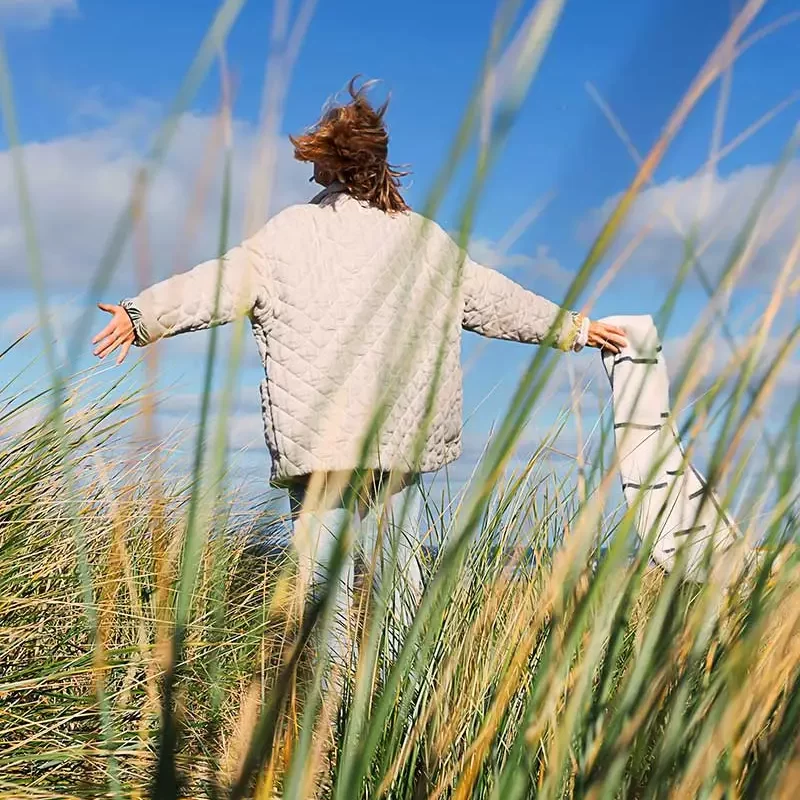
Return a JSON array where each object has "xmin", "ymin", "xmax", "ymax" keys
[{"xmin": 309, "ymin": 180, "xmax": 348, "ymax": 206}]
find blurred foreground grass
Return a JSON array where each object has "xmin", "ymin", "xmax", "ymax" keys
[{"xmin": 1, "ymin": 370, "xmax": 798, "ymax": 799}]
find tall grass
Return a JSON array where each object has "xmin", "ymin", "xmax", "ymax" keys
[
  {"xmin": 1, "ymin": 0, "xmax": 799, "ymax": 797},
  {"xmin": 1, "ymin": 368, "xmax": 798, "ymax": 798}
]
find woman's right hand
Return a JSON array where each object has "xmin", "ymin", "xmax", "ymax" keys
[
  {"xmin": 587, "ymin": 320, "xmax": 627, "ymax": 355},
  {"xmin": 92, "ymin": 303, "xmax": 135, "ymax": 364}
]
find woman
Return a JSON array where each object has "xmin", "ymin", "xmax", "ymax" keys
[{"xmin": 92, "ymin": 78, "xmax": 626, "ymax": 669}]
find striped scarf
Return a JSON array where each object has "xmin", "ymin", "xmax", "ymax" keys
[{"xmin": 600, "ymin": 315, "xmax": 740, "ymax": 581}]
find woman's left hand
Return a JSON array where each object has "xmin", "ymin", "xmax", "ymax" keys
[
  {"xmin": 92, "ymin": 303, "xmax": 135, "ymax": 364},
  {"xmin": 587, "ymin": 321, "xmax": 627, "ymax": 354}
]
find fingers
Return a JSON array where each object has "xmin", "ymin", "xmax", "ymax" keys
[
  {"xmin": 592, "ymin": 323, "xmax": 627, "ymax": 354},
  {"xmin": 93, "ymin": 304, "xmax": 134, "ymax": 363},
  {"xmin": 599, "ymin": 337, "xmax": 624, "ymax": 354},
  {"xmin": 602, "ymin": 330, "xmax": 628, "ymax": 351},
  {"xmin": 598, "ymin": 338, "xmax": 622, "ymax": 354},
  {"xmin": 94, "ymin": 335, "xmax": 120, "ymax": 360},
  {"xmin": 92, "ymin": 319, "xmax": 117, "ymax": 345},
  {"xmin": 116, "ymin": 340, "xmax": 132, "ymax": 365},
  {"xmin": 589, "ymin": 332, "xmax": 622, "ymax": 354},
  {"xmin": 94, "ymin": 330, "xmax": 128, "ymax": 359},
  {"xmin": 93, "ymin": 303, "xmax": 121, "ymax": 347},
  {"xmin": 93, "ymin": 324, "xmax": 119, "ymax": 356}
]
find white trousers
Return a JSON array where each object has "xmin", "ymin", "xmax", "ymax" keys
[{"xmin": 289, "ymin": 473, "xmax": 424, "ymax": 671}]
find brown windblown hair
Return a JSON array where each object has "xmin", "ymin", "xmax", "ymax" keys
[{"xmin": 290, "ymin": 77, "xmax": 410, "ymax": 213}]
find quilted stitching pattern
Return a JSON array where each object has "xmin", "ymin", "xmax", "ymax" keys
[{"xmin": 123, "ymin": 191, "xmax": 577, "ymax": 485}]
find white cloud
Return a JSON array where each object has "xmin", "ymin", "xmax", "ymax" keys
[
  {"xmin": 2, "ymin": 301, "xmax": 80, "ymax": 337},
  {"xmin": 661, "ymin": 326, "xmax": 800, "ymax": 403},
  {"xmin": 581, "ymin": 160, "xmax": 800, "ymax": 289},
  {"xmin": 0, "ymin": 99, "xmax": 312, "ymax": 291},
  {"xmin": 0, "ymin": 0, "xmax": 76, "ymax": 29},
  {"xmin": 467, "ymin": 238, "xmax": 572, "ymax": 285}
]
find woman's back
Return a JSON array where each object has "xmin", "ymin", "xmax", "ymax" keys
[{"xmin": 255, "ymin": 187, "xmax": 466, "ymax": 484}]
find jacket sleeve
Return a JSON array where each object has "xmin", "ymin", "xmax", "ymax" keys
[
  {"xmin": 461, "ymin": 257, "xmax": 588, "ymax": 352},
  {"xmin": 120, "ymin": 234, "xmax": 271, "ymax": 346}
]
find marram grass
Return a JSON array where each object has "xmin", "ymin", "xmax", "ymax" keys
[{"xmin": 0, "ymin": 377, "xmax": 798, "ymax": 799}]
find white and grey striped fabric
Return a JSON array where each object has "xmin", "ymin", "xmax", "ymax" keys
[{"xmin": 599, "ymin": 315, "xmax": 739, "ymax": 580}]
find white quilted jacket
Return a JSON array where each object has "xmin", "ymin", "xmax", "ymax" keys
[{"xmin": 123, "ymin": 185, "xmax": 588, "ymax": 485}]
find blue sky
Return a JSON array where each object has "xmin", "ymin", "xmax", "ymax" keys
[{"xmin": 1, "ymin": 0, "xmax": 798, "ymax": 512}]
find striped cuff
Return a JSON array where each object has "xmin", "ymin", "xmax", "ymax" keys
[{"xmin": 119, "ymin": 299, "xmax": 148, "ymax": 346}]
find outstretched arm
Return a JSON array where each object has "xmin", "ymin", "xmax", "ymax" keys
[
  {"xmin": 92, "ymin": 235, "xmax": 271, "ymax": 363},
  {"xmin": 461, "ymin": 258, "xmax": 626, "ymax": 353}
]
